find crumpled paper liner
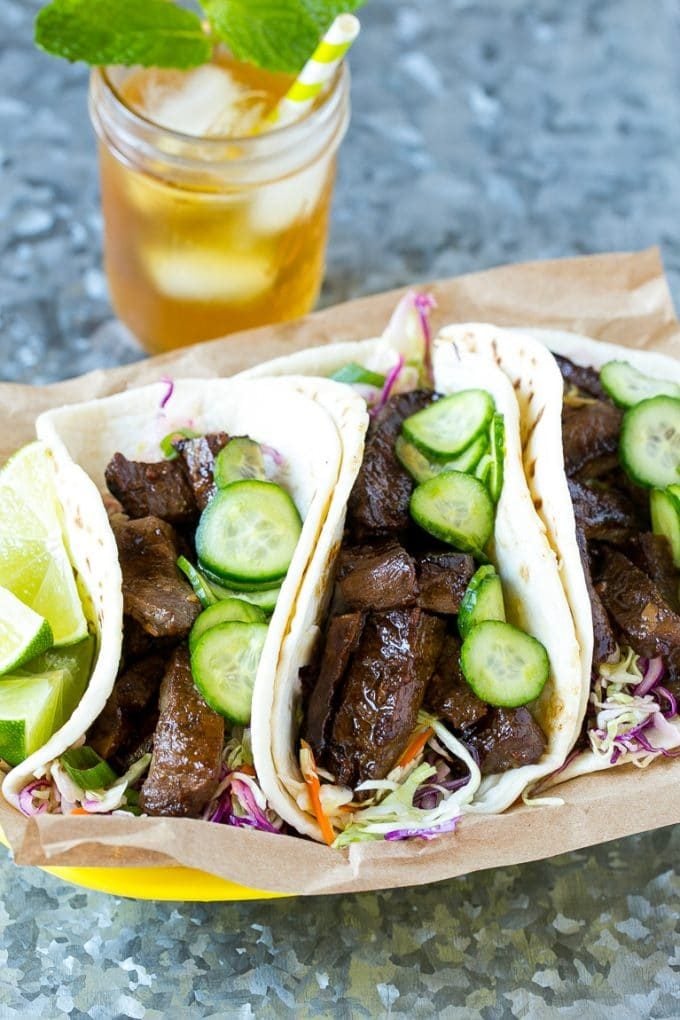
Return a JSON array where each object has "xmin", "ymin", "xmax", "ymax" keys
[{"xmin": 1, "ymin": 247, "xmax": 678, "ymax": 895}]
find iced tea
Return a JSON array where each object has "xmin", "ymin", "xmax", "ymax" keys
[{"xmin": 89, "ymin": 52, "xmax": 349, "ymax": 353}]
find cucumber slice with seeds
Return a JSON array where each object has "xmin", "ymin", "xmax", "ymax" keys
[
  {"xmin": 619, "ymin": 396, "xmax": 680, "ymax": 489},
  {"xmin": 196, "ymin": 480, "xmax": 302, "ymax": 585},
  {"xmin": 189, "ymin": 598, "xmax": 266, "ymax": 654},
  {"xmin": 190, "ymin": 621, "xmax": 269, "ymax": 724},
  {"xmin": 395, "ymin": 434, "xmax": 488, "ymax": 484},
  {"xmin": 214, "ymin": 438, "xmax": 267, "ymax": 489},
  {"xmin": 409, "ymin": 471, "xmax": 494, "ymax": 554},
  {"xmin": 460, "ymin": 620, "xmax": 550, "ymax": 707},
  {"xmin": 650, "ymin": 489, "xmax": 680, "ymax": 568},
  {"xmin": 458, "ymin": 565, "xmax": 506, "ymax": 639},
  {"xmin": 600, "ymin": 360, "xmax": 680, "ymax": 408},
  {"xmin": 402, "ymin": 390, "xmax": 495, "ymax": 460}
]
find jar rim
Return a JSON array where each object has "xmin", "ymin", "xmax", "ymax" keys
[{"xmin": 94, "ymin": 60, "xmax": 348, "ymax": 151}]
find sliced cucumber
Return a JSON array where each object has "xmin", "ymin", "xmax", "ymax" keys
[
  {"xmin": 402, "ymin": 390, "xmax": 495, "ymax": 460},
  {"xmin": 458, "ymin": 565, "xmax": 506, "ymax": 639},
  {"xmin": 206, "ymin": 578, "xmax": 281, "ymax": 614},
  {"xmin": 650, "ymin": 488, "xmax": 680, "ymax": 568},
  {"xmin": 196, "ymin": 480, "xmax": 302, "ymax": 585},
  {"xmin": 460, "ymin": 621, "xmax": 550, "ymax": 707},
  {"xmin": 619, "ymin": 396, "xmax": 680, "ymax": 489},
  {"xmin": 330, "ymin": 362, "xmax": 385, "ymax": 388},
  {"xmin": 409, "ymin": 471, "xmax": 495, "ymax": 554},
  {"xmin": 395, "ymin": 434, "xmax": 488, "ymax": 485},
  {"xmin": 600, "ymin": 360, "xmax": 680, "ymax": 408},
  {"xmin": 189, "ymin": 598, "xmax": 266, "ymax": 654},
  {"xmin": 60, "ymin": 746, "xmax": 118, "ymax": 790},
  {"xmin": 214, "ymin": 438, "xmax": 267, "ymax": 489},
  {"xmin": 190, "ymin": 621, "xmax": 269, "ymax": 724}
]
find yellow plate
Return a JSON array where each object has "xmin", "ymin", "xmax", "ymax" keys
[{"xmin": 0, "ymin": 827, "xmax": 286, "ymax": 901}]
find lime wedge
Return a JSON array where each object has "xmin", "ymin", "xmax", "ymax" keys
[
  {"xmin": 21, "ymin": 634, "xmax": 95, "ymax": 723},
  {"xmin": 0, "ymin": 670, "xmax": 66, "ymax": 767},
  {"xmin": 0, "ymin": 585, "xmax": 53, "ymax": 674},
  {"xmin": 0, "ymin": 443, "xmax": 87, "ymax": 646}
]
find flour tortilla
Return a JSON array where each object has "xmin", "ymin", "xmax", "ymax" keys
[
  {"xmin": 3, "ymin": 377, "xmax": 368, "ymax": 815},
  {"xmin": 439, "ymin": 323, "xmax": 680, "ymax": 785},
  {"xmin": 241, "ymin": 338, "xmax": 583, "ymax": 839}
]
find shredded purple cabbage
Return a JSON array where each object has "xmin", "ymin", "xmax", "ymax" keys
[
  {"xmin": 207, "ymin": 773, "xmax": 283, "ymax": 834},
  {"xmin": 636, "ymin": 655, "xmax": 665, "ymax": 696},
  {"xmin": 414, "ymin": 758, "xmax": 470, "ymax": 810},
  {"xmin": 18, "ymin": 779, "xmax": 51, "ymax": 817},
  {"xmin": 159, "ymin": 376, "xmax": 174, "ymax": 409},
  {"xmin": 414, "ymin": 292, "xmax": 436, "ymax": 384},
  {"xmin": 385, "ymin": 817, "xmax": 460, "ymax": 841},
  {"xmin": 260, "ymin": 444, "xmax": 284, "ymax": 468},
  {"xmin": 371, "ymin": 355, "xmax": 405, "ymax": 418}
]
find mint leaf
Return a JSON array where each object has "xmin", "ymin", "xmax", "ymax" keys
[
  {"xmin": 203, "ymin": 0, "xmax": 366, "ymax": 74},
  {"xmin": 35, "ymin": 0, "xmax": 212, "ymax": 69}
]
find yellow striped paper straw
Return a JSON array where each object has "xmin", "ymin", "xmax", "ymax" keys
[{"xmin": 271, "ymin": 14, "xmax": 360, "ymax": 127}]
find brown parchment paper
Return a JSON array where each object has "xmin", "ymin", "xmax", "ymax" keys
[{"xmin": 1, "ymin": 247, "xmax": 678, "ymax": 896}]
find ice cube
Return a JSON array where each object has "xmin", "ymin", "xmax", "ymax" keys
[
  {"xmin": 137, "ymin": 65, "xmax": 266, "ymax": 138},
  {"xmin": 142, "ymin": 246, "xmax": 275, "ymax": 303},
  {"xmin": 249, "ymin": 156, "xmax": 332, "ymax": 235}
]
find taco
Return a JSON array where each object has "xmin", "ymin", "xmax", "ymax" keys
[
  {"xmin": 438, "ymin": 323, "xmax": 680, "ymax": 786},
  {"xmin": 241, "ymin": 295, "xmax": 583, "ymax": 845},
  {"xmin": 3, "ymin": 377, "xmax": 369, "ymax": 832}
]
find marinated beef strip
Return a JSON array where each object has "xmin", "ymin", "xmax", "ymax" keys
[
  {"xmin": 575, "ymin": 529, "xmax": 619, "ymax": 664},
  {"xmin": 304, "ymin": 612, "xmax": 366, "ymax": 753},
  {"xmin": 634, "ymin": 533, "xmax": 680, "ymax": 613},
  {"xmin": 105, "ymin": 452, "xmax": 198, "ymax": 526},
  {"xmin": 464, "ymin": 708, "xmax": 547, "ymax": 776},
  {"xmin": 335, "ymin": 543, "xmax": 417, "ymax": 611},
  {"xmin": 424, "ymin": 634, "xmax": 487, "ymax": 729},
  {"xmin": 568, "ymin": 478, "xmax": 642, "ymax": 543},
  {"xmin": 561, "ymin": 401, "xmax": 623, "ymax": 479},
  {"xmin": 174, "ymin": 432, "xmax": 229, "ymax": 511},
  {"xmin": 416, "ymin": 552, "xmax": 476, "ymax": 615},
  {"xmin": 555, "ymin": 355, "xmax": 607, "ymax": 400},
  {"xmin": 88, "ymin": 651, "xmax": 168, "ymax": 761},
  {"xmin": 112, "ymin": 515, "xmax": 201, "ymax": 639},
  {"xmin": 322, "ymin": 609, "xmax": 446, "ymax": 789},
  {"xmin": 140, "ymin": 647, "xmax": 224, "ymax": 818},
  {"xmin": 596, "ymin": 548, "xmax": 680, "ymax": 660},
  {"xmin": 347, "ymin": 389, "xmax": 434, "ymax": 538}
]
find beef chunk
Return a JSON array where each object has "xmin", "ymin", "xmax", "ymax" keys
[
  {"xmin": 568, "ymin": 478, "xmax": 642, "ymax": 544},
  {"xmin": 322, "ymin": 608, "xmax": 446, "ymax": 787},
  {"xmin": 105, "ymin": 452, "xmax": 197, "ymax": 526},
  {"xmin": 140, "ymin": 647, "xmax": 224, "ymax": 817},
  {"xmin": 416, "ymin": 551, "xmax": 476, "ymax": 615},
  {"xmin": 304, "ymin": 612, "xmax": 365, "ymax": 753},
  {"xmin": 335, "ymin": 543, "xmax": 417, "ymax": 611},
  {"xmin": 562, "ymin": 401, "xmax": 622, "ymax": 479},
  {"xmin": 424, "ymin": 634, "xmax": 487, "ymax": 729},
  {"xmin": 113, "ymin": 733, "xmax": 155, "ymax": 775},
  {"xmin": 464, "ymin": 707, "xmax": 546, "ymax": 775},
  {"xmin": 175, "ymin": 432, "xmax": 229, "ymax": 511},
  {"xmin": 554, "ymin": 355, "xmax": 607, "ymax": 400},
  {"xmin": 596, "ymin": 548, "xmax": 680, "ymax": 659},
  {"xmin": 88, "ymin": 651, "xmax": 168, "ymax": 761},
  {"xmin": 347, "ymin": 390, "xmax": 433, "ymax": 538},
  {"xmin": 634, "ymin": 533, "xmax": 680, "ymax": 613},
  {"xmin": 575, "ymin": 529, "xmax": 619, "ymax": 665},
  {"xmin": 113, "ymin": 516, "xmax": 201, "ymax": 638}
]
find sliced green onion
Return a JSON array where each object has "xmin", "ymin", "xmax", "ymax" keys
[
  {"xmin": 330, "ymin": 363, "xmax": 386, "ymax": 388},
  {"xmin": 177, "ymin": 556, "xmax": 218, "ymax": 608},
  {"xmin": 160, "ymin": 428, "xmax": 200, "ymax": 460},
  {"xmin": 60, "ymin": 747, "xmax": 118, "ymax": 790}
]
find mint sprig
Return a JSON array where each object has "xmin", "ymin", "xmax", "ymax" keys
[
  {"xmin": 35, "ymin": 0, "xmax": 212, "ymax": 69},
  {"xmin": 35, "ymin": 0, "xmax": 366, "ymax": 74}
]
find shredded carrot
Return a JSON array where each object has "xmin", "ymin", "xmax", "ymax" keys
[
  {"xmin": 236, "ymin": 764, "xmax": 257, "ymax": 777},
  {"xmin": 70, "ymin": 807, "xmax": 89, "ymax": 815},
  {"xmin": 397, "ymin": 726, "xmax": 434, "ymax": 768},
  {"xmin": 300, "ymin": 740, "xmax": 335, "ymax": 846}
]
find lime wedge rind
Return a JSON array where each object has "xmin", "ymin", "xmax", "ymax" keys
[
  {"xmin": 0, "ymin": 586, "xmax": 54, "ymax": 675},
  {"xmin": 0, "ymin": 671, "xmax": 64, "ymax": 768}
]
